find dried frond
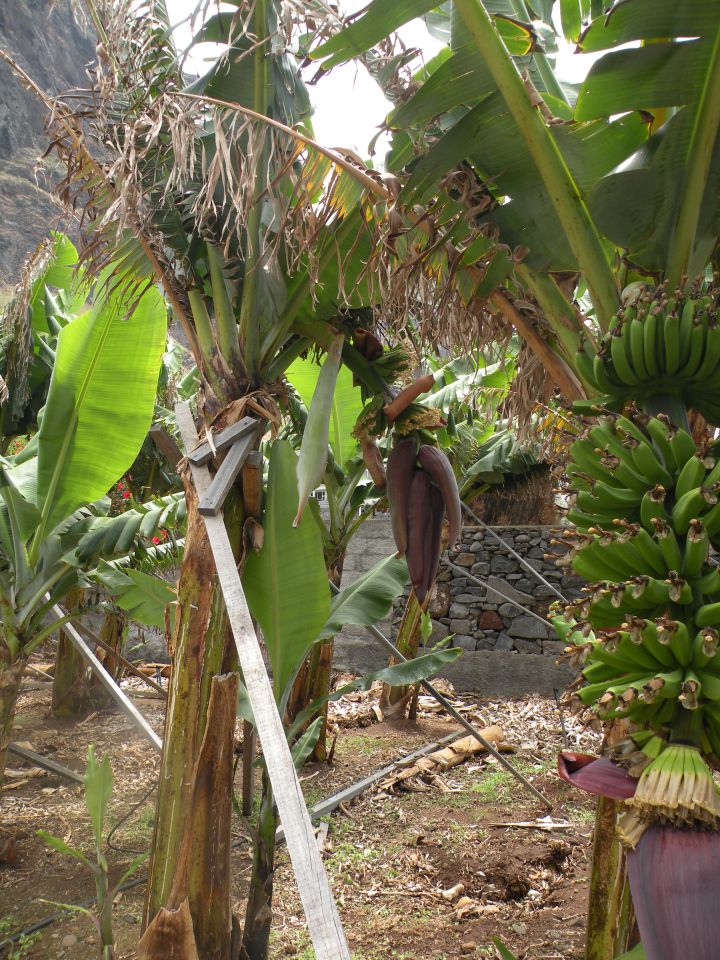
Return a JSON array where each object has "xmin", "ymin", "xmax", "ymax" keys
[{"xmin": 0, "ymin": 239, "xmax": 55, "ymax": 417}]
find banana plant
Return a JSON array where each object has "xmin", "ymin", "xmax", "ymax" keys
[
  {"xmin": 311, "ymin": 3, "xmax": 720, "ymax": 959},
  {"xmin": 0, "ymin": 271, "xmax": 167, "ymax": 782},
  {"xmin": 239, "ymin": 437, "xmax": 457, "ymax": 958}
]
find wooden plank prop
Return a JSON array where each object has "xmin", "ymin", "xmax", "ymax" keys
[{"xmin": 176, "ymin": 403, "xmax": 351, "ymax": 960}]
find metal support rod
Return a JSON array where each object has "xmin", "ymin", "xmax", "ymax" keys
[
  {"xmin": 7, "ymin": 742, "xmax": 84, "ymax": 785},
  {"xmin": 70, "ymin": 618, "xmax": 167, "ymax": 697},
  {"xmin": 51, "ymin": 604, "xmax": 163, "ymax": 751},
  {"xmin": 329, "ymin": 582, "xmax": 552, "ymax": 809},
  {"xmin": 460, "ymin": 502, "xmax": 568, "ymax": 603}
]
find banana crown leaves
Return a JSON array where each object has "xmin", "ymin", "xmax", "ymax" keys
[{"xmin": 243, "ymin": 439, "xmax": 330, "ymax": 699}]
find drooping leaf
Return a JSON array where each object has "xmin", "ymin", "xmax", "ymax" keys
[
  {"xmin": 242, "ymin": 440, "xmax": 330, "ymax": 699},
  {"xmin": 33, "ymin": 278, "xmax": 167, "ymax": 541},
  {"xmin": 286, "ymin": 647, "xmax": 461, "ymax": 741},
  {"xmin": 290, "ymin": 716, "xmax": 324, "ymax": 769},
  {"xmin": 318, "ymin": 554, "xmax": 408, "ymax": 641},
  {"xmin": 36, "ymin": 831, "xmax": 91, "ymax": 868},
  {"xmin": 286, "ymin": 353, "xmax": 363, "ymax": 468},
  {"xmin": 93, "ymin": 561, "xmax": 176, "ymax": 629}
]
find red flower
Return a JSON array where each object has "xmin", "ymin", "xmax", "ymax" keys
[
  {"xmin": 152, "ymin": 536, "xmax": 161, "ymax": 545},
  {"xmin": 116, "ymin": 481, "xmax": 124, "ymax": 490},
  {"xmin": 122, "ymin": 490, "xmax": 130, "ymax": 500}
]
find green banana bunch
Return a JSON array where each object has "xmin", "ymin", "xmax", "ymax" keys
[
  {"xmin": 573, "ymin": 280, "xmax": 720, "ymax": 425},
  {"xmin": 559, "ymin": 401, "xmax": 720, "ymax": 763}
]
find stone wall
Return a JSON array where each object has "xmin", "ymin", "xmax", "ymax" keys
[
  {"xmin": 421, "ymin": 526, "xmax": 584, "ymax": 656},
  {"xmin": 334, "ymin": 517, "xmax": 581, "ymax": 696}
]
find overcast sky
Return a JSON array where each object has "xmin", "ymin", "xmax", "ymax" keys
[{"xmin": 164, "ymin": 1, "xmax": 597, "ymax": 161}]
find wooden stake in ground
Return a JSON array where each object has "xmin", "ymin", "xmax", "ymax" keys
[{"xmin": 175, "ymin": 403, "xmax": 351, "ymax": 960}]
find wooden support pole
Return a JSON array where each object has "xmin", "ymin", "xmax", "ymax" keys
[
  {"xmin": 176, "ymin": 403, "xmax": 351, "ymax": 960},
  {"xmin": 198, "ymin": 430, "xmax": 260, "ymax": 516},
  {"xmin": 148, "ymin": 424, "xmax": 183, "ymax": 469},
  {"xmin": 187, "ymin": 417, "xmax": 257, "ymax": 466}
]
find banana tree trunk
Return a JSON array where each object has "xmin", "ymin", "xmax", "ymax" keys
[
  {"xmin": 585, "ymin": 796, "xmax": 636, "ymax": 960},
  {"xmin": 240, "ymin": 770, "xmax": 277, "ymax": 960},
  {"xmin": 140, "ymin": 673, "xmax": 239, "ymax": 960},
  {"xmin": 0, "ymin": 655, "xmax": 27, "ymax": 787},
  {"xmin": 144, "ymin": 480, "xmax": 239, "ymax": 928},
  {"xmin": 380, "ymin": 589, "xmax": 425, "ymax": 718},
  {"xmin": 52, "ymin": 588, "xmax": 90, "ymax": 717}
]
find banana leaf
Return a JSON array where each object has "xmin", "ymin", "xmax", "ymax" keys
[
  {"xmin": 31, "ymin": 277, "xmax": 167, "ymax": 542},
  {"xmin": 242, "ymin": 439, "xmax": 330, "ymax": 699},
  {"xmin": 93, "ymin": 560, "xmax": 176, "ymax": 629},
  {"xmin": 286, "ymin": 355, "xmax": 363, "ymax": 469},
  {"xmin": 318, "ymin": 554, "xmax": 408, "ymax": 641}
]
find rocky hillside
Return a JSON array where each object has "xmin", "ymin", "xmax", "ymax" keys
[{"xmin": 0, "ymin": 1, "xmax": 95, "ymax": 291}]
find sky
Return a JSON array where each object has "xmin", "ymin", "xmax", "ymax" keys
[{"xmin": 164, "ymin": 0, "xmax": 599, "ymax": 161}]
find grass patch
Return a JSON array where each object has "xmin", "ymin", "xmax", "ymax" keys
[{"xmin": 338, "ymin": 733, "xmax": 387, "ymax": 756}]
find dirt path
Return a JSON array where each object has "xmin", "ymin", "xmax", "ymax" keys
[{"xmin": 1, "ymin": 673, "xmax": 600, "ymax": 959}]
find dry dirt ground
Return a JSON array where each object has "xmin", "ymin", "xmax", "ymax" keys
[{"xmin": 1, "ymin": 669, "xmax": 601, "ymax": 960}]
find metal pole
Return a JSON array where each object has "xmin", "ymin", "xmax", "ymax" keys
[
  {"xmin": 330, "ymin": 582, "xmax": 552, "ymax": 809},
  {"xmin": 51, "ymin": 604, "xmax": 163, "ymax": 751}
]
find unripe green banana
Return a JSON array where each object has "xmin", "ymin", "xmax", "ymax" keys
[
  {"xmin": 645, "ymin": 417, "xmax": 675, "ymax": 470},
  {"xmin": 669, "ymin": 428, "xmax": 699, "ymax": 472},
  {"xmin": 574, "ymin": 344, "xmax": 601, "ymax": 392},
  {"xmin": 614, "ymin": 414, "xmax": 649, "ymax": 445},
  {"xmin": 593, "ymin": 354, "xmax": 625, "ymax": 395},
  {"xmin": 672, "ymin": 487, "xmax": 717, "ymax": 535},
  {"xmin": 656, "ymin": 617, "xmax": 692, "ymax": 666},
  {"xmin": 663, "ymin": 311, "xmax": 682, "ymax": 374},
  {"xmin": 642, "ymin": 311, "xmax": 660, "ymax": 378},
  {"xmin": 695, "ymin": 602, "xmax": 720, "ymax": 630},
  {"xmin": 674, "ymin": 455, "xmax": 708, "ymax": 500},
  {"xmin": 697, "ymin": 564, "xmax": 720, "ymax": 594},
  {"xmin": 630, "ymin": 526, "xmax": 668, "ymax": 578},
  {"xmin": 640, "ymin": 487, "xmax": 670, "ymax": 531},
  {"xmin": 630, "ymin": 437, "xmax": 675, "ymax": 488},
  {"xmin": 682, "ymin": 320, "xmax": 706, "ymax": 380},
  {"xmin": 628, "ymin": 617, "xmax": 680, "ymax": 669},
  {"xmin": 679, "ymin": 670, "xmax": 702, "ymax": 709},
  {"xmin": 652, "ymin": 519, "xmax": 683, "ymax": 570},
  {"xmin": 683, "ymin": 519, "xmax": 709, "ymax": 579},
  {"xmin": 692, "ymin": 629, "xmax": 719, "ymax": 670},
  {"xmin": 692, "ymin": 322, "xmax": 720, "ymax": 383},
  {"xmin": 569, "ymin": 438, "xmax": 627, "ymax": 489},
  {"xmin": 629, "ymin": 317, "xmax": 649, "ymax": 379},
  {"xmin": 610, "ymin": 328, "xmax": 638, "ymax": 386}
]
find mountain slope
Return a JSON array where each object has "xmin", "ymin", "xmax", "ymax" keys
[{"xmin": 0, "ymin": 1, "xmax": 95, "ymax": 291}]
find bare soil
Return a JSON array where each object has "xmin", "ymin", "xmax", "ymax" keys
[{"xmin": 1, "ymin": 670, "xmax": 601, "ymax": 960}]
